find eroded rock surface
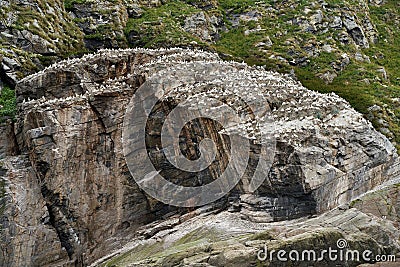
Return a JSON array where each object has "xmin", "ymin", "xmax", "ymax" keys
[{"xmin": 1, "ymin": 48, "xmax": 399, "ymax": 266}]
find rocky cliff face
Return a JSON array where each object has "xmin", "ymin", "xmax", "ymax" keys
[{"xmin": 1, "ymin": 48, "xmax": 399, "ymax": 266}]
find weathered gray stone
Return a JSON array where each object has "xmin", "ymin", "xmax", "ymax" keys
[
  {"xmin": 377, "ymin": 67, "xmax": 388, "ymax": 80},
  {"xmin": 342, "ymin": 14, "xmax": 369, "ymax": 48},
  {"xmin": 183, "ymin": 12, "xmax": 221, "ymax": 42},
  {"xmin": 330, "ymin": 16, "xmax": 343, "ymax": 29},
  {"xmin": 310, "ymin": 10, "xmax": 323, "ymax": 25}
]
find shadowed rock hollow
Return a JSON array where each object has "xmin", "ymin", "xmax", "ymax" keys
[{"xmin": 1, "ymin": 48, "xmax": 399, "ymax": 266}]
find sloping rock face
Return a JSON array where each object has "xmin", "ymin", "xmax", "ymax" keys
[{"xmin": 1, "ymin": 48, "xmax": 399, "ymax": 266}]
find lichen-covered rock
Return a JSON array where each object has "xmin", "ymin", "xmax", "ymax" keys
[{"xmin": 0, "ymin": 48, "xmax": 397, "ymax": 266}]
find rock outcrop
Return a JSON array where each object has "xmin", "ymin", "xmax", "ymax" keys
[{"xmin": 1, "ymin": 48, "xmax": 399, "ymax": 266}]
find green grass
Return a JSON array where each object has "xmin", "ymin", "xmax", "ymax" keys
[
  {"xmin": 295, "ymin": 65, "xmax": 376, "ymax": 114},
  {"xmin": 0, "ymin": 85, "xmax": 16, "ymax": 121},
  {"xmin": 217, "ymin": 0, "xmax": 259, "ymax": 13},
  {"xmin": 215, "ymin": 27, "xmax": 260, "ymax": 58},
  {"xmin": 64, "ymin": 0, "xmax": 87, "ymax": 10},
  {"xmin": 85, "ymin": 33, "xmax": 105, "ymax": 40},
  {"xmin": 367, "ymin": 1, "xmax": 400, "ymax": 86}
]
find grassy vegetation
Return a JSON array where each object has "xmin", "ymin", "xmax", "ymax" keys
[
  {"xmin": 124, "ymin": 1, "xmax": 206, "ymax": 48},
  {"xmin": 215, "ymin": 27, "xmax": 260, "ymax": 58},
  {"xmin": 295, "ymin": 65, "xmax": 377, "ymax": 114},
  {"xmin": 85, "ymin": 33, "xmax": 105, "ymax": 40},
  {"xmin": 64, "ymin": 0, "xmax": 87, "ymax": 10},
  {"xmin": 0, "ymin": 85, "xmax": 16, "ymax": 121},
  {"xmin": 216, "ymin": 0, "xmax": 259, "ymax": 13}
]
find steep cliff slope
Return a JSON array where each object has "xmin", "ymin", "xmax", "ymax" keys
[{"xmin": 0, "ymin": 48, "xmax": 399, "ymax": 266}]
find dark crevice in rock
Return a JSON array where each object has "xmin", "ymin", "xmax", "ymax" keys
[
  {"xmin": 88, "ymin": 100, "xmax": 106, "ymax": 132},
  {"xmin": 96, "ymin": 133, "xmax": 115, "ymax": 168},
  {"xmin": 6, "ymin": 121, "xmax": 20, "ymax": 156},
  {"xmin": 35, "ymin": 160, "xmax": 50, "ymax": 183},
  {"xmin": 32, "ymin": 155, "xmax": 83, "ymax": 265},
  {"xmin": 41, "ymin": 185, "xmax": 83, "ymax": 266},
  {"xmin": 348, "ymin": 27, "xmax": 365, "ymax": 46},
  {"xmin": 0, "ymin": 68, "xmax": 16, "ymax": 89}
]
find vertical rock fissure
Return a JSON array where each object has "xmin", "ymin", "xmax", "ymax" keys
[
  {"xmin": 6, "ymin": 121, "xmax": 20, "ymax": 156},
  {"xmin": 41, "ymin": 184, "xmax": 83, "ymax": 266},
  {"xmin": 32, "ymin": 158, "xmax": 83, "ymax": 265},
  {"xmin": 88, "ymin": 101, "xmax": 106, "ymax": 132}
]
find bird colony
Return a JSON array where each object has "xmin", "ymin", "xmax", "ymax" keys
[{"xmin": 18, "ymin": 47, "xmax": 376, "ymax": 151}]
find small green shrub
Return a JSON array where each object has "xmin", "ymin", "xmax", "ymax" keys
[{"xmin": 0, "ymin": 85, "xmax": 16, "ymax": 121}]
